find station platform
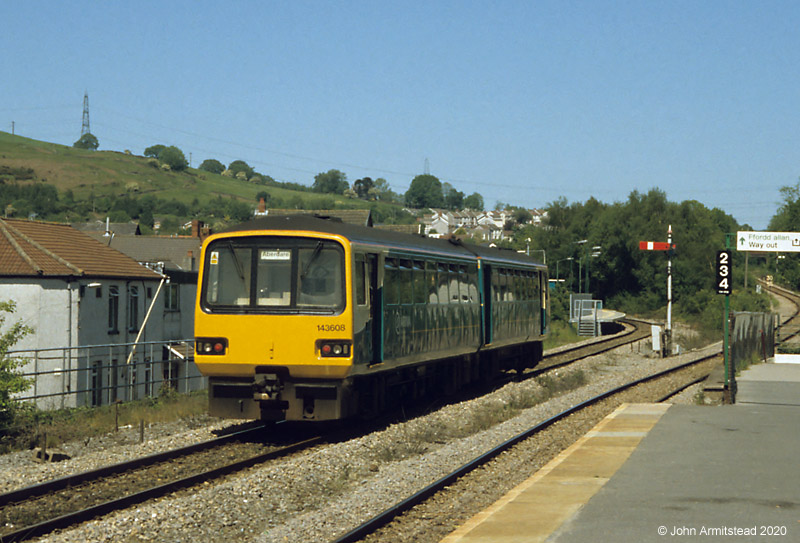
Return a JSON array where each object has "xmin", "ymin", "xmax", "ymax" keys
[{"xmin": 441, "ymin": 361, "xmax": 800, "ymax": 542}]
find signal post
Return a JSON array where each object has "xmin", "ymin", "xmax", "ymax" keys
[{"xmin": 639, "ymin": 225, "xmax": 676, "ymax": 356}]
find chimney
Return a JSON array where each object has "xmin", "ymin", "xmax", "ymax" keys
[
  {"xmin": 191, "ymin": 219, "xmax": 203, "ymax": 239},
  {"xmin": 258, "ymin": 197, "xmax": 266, "ymax": 214}
]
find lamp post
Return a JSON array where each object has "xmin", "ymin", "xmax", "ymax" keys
[
  {"xmin": 587, "ymin": 245, "xmax": 602, "ymax": 293},
  {"xmin": 575, "ymin": 240, "xmax": 587, "ymax": 293},
  {"xmin": 555, "ymin": 257, "xmax": 574, "ymax": 288}
]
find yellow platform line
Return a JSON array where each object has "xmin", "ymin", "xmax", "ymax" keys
[{"xmin": 440, "ymin": 403, "xmax": 671, "ymax": 543}]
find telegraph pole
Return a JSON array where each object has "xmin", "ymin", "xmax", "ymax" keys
[{"xmin": 81, "ymin": 92, "xmax": 90, "ymax": 136}]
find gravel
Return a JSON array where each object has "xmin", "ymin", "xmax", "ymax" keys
[{"xmin": 1, "ymin": 334, "xmax": 721, "ymax": 543}]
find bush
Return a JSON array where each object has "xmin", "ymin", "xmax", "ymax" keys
[{"xmin": 0, "ymin": 301, "xmax": 33, "ymax": 429}]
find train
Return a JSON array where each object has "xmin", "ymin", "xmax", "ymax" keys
[{"xmin": 194, "ymin": 214, "xmax": 549, "ymax": 422}]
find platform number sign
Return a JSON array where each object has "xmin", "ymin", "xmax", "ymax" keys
[{"xmin": 716, "ymin": 250, "xmax": 731, "ymax": 295}]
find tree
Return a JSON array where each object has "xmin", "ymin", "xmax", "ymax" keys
[
  {"xmin": 0, "ymin": 301, "xmax": 33, "ymax": 428},
  {"xmin": 159, "ymin": 146, "xmax": 189, "ymax": 171},
  {"xmin": 353, "ymin": 177, "xmax": 374, "ymax": 199},
  {"xmin": 443, "ymin": 183, "xmax": 464, "ymax": 210},
  {"xmin": 464, "ymin": 192, "xmax": 484, "ymax": 211},
  {"xmin": 199, "ymin": 159, "xmax": 225, "ymax": 174},
  {"xmin": 405, "ymin": 174, "xmax": 444, "ymax": 208},
  {"xmin": 73, "ymin": 133, "xmax": 99, "ymax": 150},
  {"xmin": 371, "ymin": 178, "xmax": 399, "ymax": 202},
  {"xmin": 228, "ymin": 160, "xmax": 255, "ymax": 179},
  {"xmin": 313, "ymin": 169, "xmax": 348, "ymax": 194},
  {"xmin": 144, "ymin": 144, "xmax": 166, "ymax": 158}
]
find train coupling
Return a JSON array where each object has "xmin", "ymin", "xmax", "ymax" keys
[{"xmin": 252, "ymin": 372, "xmax": 283, "ymax": 401}]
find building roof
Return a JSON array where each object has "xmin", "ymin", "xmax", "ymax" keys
[
  {"xmin": 71, "ymin": 220, "xmax": 142, "ymax": 236},
  {"xmin": 267, "ymin": 209, "xmax": 373, "ymax": 227},
  {"xmin": 0, "ymin": 218, "xmax": 162, "ymax": 280},
  {"xmin": 86, "ymin": 233, "xmax": 201, "ymax": 272}
]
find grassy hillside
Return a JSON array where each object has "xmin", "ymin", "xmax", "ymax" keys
[{"xmin": 0, "ymin": 131, "xmax": 412, "ymax": 230}]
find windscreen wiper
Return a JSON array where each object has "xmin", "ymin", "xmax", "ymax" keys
[
  {"xmin": 227, "ymin": 241, "xmax": 246, "ymax": 280},
  {"xmin": 300, "ymin": 241, "xmax": 324, "ymax": 280}
]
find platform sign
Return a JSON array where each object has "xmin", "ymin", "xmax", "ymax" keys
[
  {"xmin": 737, "ymin": 231, "xmax": 800, "ymax": 252},
  {"xmin": 716, "ymin": 250, "xmax": 731, "ymax": 295}
]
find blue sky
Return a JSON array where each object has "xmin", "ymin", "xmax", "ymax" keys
[{"xmin": 2, "ymin": 1, "xmax": 799, "ymax": 230}]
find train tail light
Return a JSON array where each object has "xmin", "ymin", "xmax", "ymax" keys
[
  {"xmin": 318, "ymin": 340, "xmax": 351, "ymax": 358},
  {"xmin": 196, "ymin": 337, "xmax": 228, "ymax": 355}
]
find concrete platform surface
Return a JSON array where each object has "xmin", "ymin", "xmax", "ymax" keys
[{"xmin": 441, "ymin": 362, "xmax": 800, "ymax": 543}]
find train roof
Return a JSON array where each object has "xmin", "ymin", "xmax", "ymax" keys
[{"xmin": 220, "ymin": 215, "xmax": 546, "ymax": 270}]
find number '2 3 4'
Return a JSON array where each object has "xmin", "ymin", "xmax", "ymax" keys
[{"xmin": 716, "ymin": 250, "xmax": 731, "ymax": 295}]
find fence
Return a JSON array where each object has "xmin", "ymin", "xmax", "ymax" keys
[
  {"xmin": 731, "ymin": 311, "xmax": 776, "ymax": 377},
  {"xmin": 8, "ymin": 339, "xmax": 206, "ymax": 411}
]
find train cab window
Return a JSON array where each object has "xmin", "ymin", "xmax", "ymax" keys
[
  {"xmin": 207, "ymin": 246, "xmax": 253, "ymax": 306},
  {"xmin": 256, "ymin": 249, "xmax": 291, "ymax": 306},
  {"xmin": 297, "ymin": 245, "xmax": 343, "ymax": 307}
]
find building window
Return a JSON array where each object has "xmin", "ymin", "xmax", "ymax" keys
[
  {"xmin": 164, "ymin": 283, "xmax": 180, "ymax": 311},
  {"xmin": 128, "ymin": 286, "xmax": 139, "ymax": 332},
  {"xmin": 108, "ymin": 286, "xmax": 119, "ymax": 333}
]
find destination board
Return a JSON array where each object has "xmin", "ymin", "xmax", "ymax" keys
[{"xmin": 736, "ymin": 231, "xmax": 800, "ymax": 252}]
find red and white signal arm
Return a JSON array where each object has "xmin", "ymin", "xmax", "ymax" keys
[
  {"xmin": 716, "ymin": 250, "xmax": 732, "ymax": 295},
  {"xmin": 639, "ymin": 241, "xmax": 674, "ymax": 251}
]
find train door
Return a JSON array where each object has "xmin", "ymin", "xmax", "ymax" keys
[
  {"xmin": 482, "ymin": 263, "xmax": 493, "ymax": 345},
  {"xmin": 369, "ymin": 253, "xmax": 383, "ymax": 365},
  {"xmin": 540, "ymin": 270, "xmax": 548, "ymax": 335}
]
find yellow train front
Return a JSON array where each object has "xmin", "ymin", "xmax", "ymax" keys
[{"xmin": 195, "ymin": 215, "xmax": 548, "ymax": 422}]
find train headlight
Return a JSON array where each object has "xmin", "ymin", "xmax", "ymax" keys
[
  {"xmin": 196, "ymin": 337, "xmax": 228, "ymax": 356},
  {"xmin": 318, "ymin": 340, "xmax": 351, "ymax": 358}
]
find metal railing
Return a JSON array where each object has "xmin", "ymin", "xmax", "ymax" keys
[
  {"xmin": 731, "ymin": 312, "xmax": 776, "ymax": 375},
  {"xmin": 8, "ymin": 339, "xmax": 206, "ymax": 410}
]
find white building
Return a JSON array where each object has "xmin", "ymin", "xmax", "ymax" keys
[{"xmin": 0, "ymin": 218, "xmax": 202, "ymax": 410}]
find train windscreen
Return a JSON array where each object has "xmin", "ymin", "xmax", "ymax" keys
[{"xmin": 202, "ymin": 237, "xmax": 345, "ymax": 313}]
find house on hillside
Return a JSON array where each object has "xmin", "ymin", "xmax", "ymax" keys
[{"xmin": 0, "ymin": 218, "xmax": 204, "ymax": 410}]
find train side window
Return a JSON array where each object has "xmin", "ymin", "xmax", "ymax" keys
[
  {"xmin": 385, "ymin": 259, "xmax": 399, "ymax": 305},
  {"xmin": 498, "ymin": 270, "xmax": 507, "ymax": 302},
  {"xmin": 413, "ymin": 261, "xmax": 426, "ymax": 304},
  {"xmin": 426, "ymin": 261, "xmax": 438, "ymax": 304},
  {"xmin": 437, "ymin": 263, "xmax": 449, "ymax": 303},
  {"xmin": 468, "ymin": 265, "xmax": 479, "ymax": 303},
  {"xmin": 355, "ymin": 255, "xmax": 367, "ymax": 306},
  {"xmin": 458, "ymin": 265, "xmax": 469, "ymax": 303},
  {"xmin": 399, "ymin": 260, "xmax": 413, "ymax": 304},
  {"xmin": 449, "ymin": 264, "xmax": 460, "ymax": 303}
]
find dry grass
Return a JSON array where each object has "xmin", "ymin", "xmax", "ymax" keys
[{"xmin": 2, "ymin": 390, "xmax": 209, "ymax": 453}]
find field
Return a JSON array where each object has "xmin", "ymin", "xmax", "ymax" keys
[{"xmin": 0, "ymin": 131, "xmax": 403, "ymax": 223}]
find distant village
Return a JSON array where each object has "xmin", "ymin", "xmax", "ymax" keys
[{"xmin": 0, "ymin": 204, "xmax": 546, "ymax": 411}]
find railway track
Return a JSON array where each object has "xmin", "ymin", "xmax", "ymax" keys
[
  {"xmin": 0, "ymin": 317, "xmax": 683, "ymax": 542},
  {"xmin": 0, "ymin": 425, "xmax": 323, "ymax": 542},
  {"xmin": 331, "ymin": 285, "xmax": 800, "ymax": 543},
  {"xmin": 332, "ymin": 351, "xmax": 720, "ymax": 543}
]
